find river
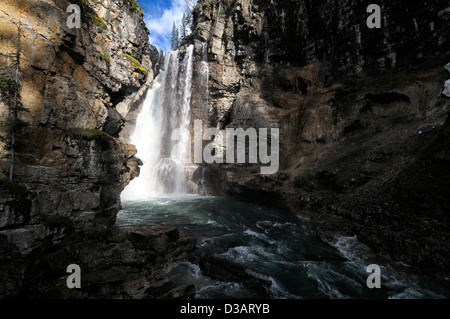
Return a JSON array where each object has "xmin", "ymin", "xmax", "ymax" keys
[{"xmin": 118, "ymin": 195, "xmax": 447, "ymax": 299}]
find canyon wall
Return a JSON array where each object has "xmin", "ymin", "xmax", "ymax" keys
[
  {"xmin": 187, "ymin": 0, "xmax": 450, "ymax": 275},
  {"xmin": 0, "ymin": 0, "xmax": 195, "ymax": 298},
  {"xmin": 1, "ymin": 0, "xmax": 449, "ymax": 298}
]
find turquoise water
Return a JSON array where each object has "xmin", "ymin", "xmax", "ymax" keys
[{"xmin": 118, "ymin": 195, "xmax": 448, "ymax": 299}]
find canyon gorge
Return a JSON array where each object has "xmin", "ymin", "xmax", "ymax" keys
[{"xmin": 0, "ymin": 0, "xmax": 449, "ymax": 298}]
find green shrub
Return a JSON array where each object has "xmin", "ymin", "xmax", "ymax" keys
[
  {"xmin": 215, "ymin": 9, "xmax": 225, "ymax": 17},
  {"xmin": 0, "ymin": 69, "xmax": 16, "ymax": 99},
  {"xmin": 65, "ymin": 127, "xmax": 114, "ymax": 141},
  {"xmin": 129, "ymin": 0, "xmax": 144, "ymax": 15},
  {"xmin": 101, "ymin": 54, "xmax": 111, "ymax": 64},
  {"xmin": 123, "ymin": 54, "xmax": 147, "ymax": 73},
  {"xmin": 80, "ymin": 0, "xmax": 108, "ymax": 30},
  {"xmin": 0, "ymin": 119, "xmax": 29, "ymax": 128},
  {"xmin": 93, "ymin": 15, "xmax": 108, "ymax": 29}
]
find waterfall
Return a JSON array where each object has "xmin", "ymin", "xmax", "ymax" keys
[{"xmin": 122, "ymin": 45, "xmax": 195, "ymax": 200}]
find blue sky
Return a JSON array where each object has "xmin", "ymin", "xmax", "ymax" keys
[{"xmin": 139, "ymin": 0, "xmax": 188, "ymax": 53}]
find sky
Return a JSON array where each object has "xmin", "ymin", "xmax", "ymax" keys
[{"xmin": 139, "ymin": 0, "xmax": 189, "ymax": 53}]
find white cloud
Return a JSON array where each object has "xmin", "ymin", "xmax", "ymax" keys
[{"xmin": 145, "ymin": 0, "xmax": 186, "ymax": 53}]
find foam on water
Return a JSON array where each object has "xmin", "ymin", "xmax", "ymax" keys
[
  {"xmin": 118, "ymin": 197, "xmax": 449, "ymax": 299},
  {"xmin": 326, "ymin": 235, "xmax": 373, "ymax": 263},
  {"xmin": 122, "ymin": 45, "xmax": 195, "ymax": 200}
]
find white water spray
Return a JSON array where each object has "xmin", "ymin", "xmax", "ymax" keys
[{"xmin": 122, "ymin": 45, "xmax": 195, "ymax": 200}]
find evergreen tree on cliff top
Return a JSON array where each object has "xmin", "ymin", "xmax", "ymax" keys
[{"xmin": 170, "ymin": 22, "xmax": 179, "ymax": 51}]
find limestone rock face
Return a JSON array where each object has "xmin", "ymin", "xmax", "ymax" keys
[
  {"xmin": 187, "ymin": 0, "xmax": 450, "ymax": 275},
  {"xmin": 0, "ymin": 0, "xmax": 162, "ymax": 298}
]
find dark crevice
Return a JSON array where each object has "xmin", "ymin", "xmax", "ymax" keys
[
  {"xmin": 365, "ymin": 92, "xmax": 411, "ymax": 104},
  {"xmin": 344, "ymin": 120, "xmax": 365, "ymax": 135},
  {"xmin": 107, "ymin": 85, "xmax": 137, "ymax": 107},
  {"xmin": 219, "ymin": 104, "xmax": 234, "ymax": 129},
  {"xmin": 59, "ymin": 36, "xmax": 86, "ymax": 66}
]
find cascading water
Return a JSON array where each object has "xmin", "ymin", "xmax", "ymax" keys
[
  {"xmin": 119, "ymin": 43, "xmax": 448, "ymax": 299},
  {"xmin": 122, "ymin": 45, "xmax": 194, "ymax": 200}
]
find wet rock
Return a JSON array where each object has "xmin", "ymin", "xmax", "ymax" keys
[
  {"xmin": 10, "ymin": 224, "xmax": 198, "ymax": 299},
  {"xmin": 124, "ymin": 224, "xmax": 180, "ymax": 253},
  {"xmin": 0, "ymin": 0, "xmax": 160, "ymax": 298},
  {"xmin": 199, "ymin": 255, "xmax": 272, "ymax": 298},
  {"xmin": 162, "ymin": 284, "xmax": 196, "ymax": 299},
  {"xmin": 186, "ymin": 0, "xmax": 450, "ymax": 276}
]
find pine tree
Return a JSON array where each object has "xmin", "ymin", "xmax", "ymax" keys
[
  {"xmin": 180, "ymin": 13, "xmax": 188, "ymax": 39},
  {"xmin": 186, "ymin": 9, "xmax": 193, "ymax": 30},
  {"xmin": 170, "ymin": 22, "xmax": 179, "ymax": 50},
  {"xmin": 158, "ymin": 48, "xmax": 165, "ymax": 68},
  {"xmin": 9, "ymin": 20, "xmax": 22, "ymax": 183},
  {"xmin": 0, "ymin": 19, "xmax": 24, "ymax": 184},
  {"xmin": 184, "ymin": 1, "xmax": 195, "ymax": 34},
  {"xmin": 184, "ymin": 0, "xmax": 197, "ymax": 12}
]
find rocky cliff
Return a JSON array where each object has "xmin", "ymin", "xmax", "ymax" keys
[
  {"xmin": 1, "ymin": 0, "xmax": 449, "ymax": 299},
  {"xmin": 187, "ymin": 0, "xmax": 450, "ymax": 276},
  {"xmin": 0, "ymin": 0, "xmax": 194, "ymax": 298}
]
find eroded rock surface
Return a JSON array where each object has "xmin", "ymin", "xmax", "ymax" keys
[
  {"xmin": 186, "ymin": 0, "xmax": 450, "ymax": 276},
  {"xmin": 0, "ymin": 0, "xmax": 190, "ymax": 298}
]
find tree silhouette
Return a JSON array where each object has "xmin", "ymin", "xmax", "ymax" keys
[
  {"xmin": 0, "ymin": 18, "xmax": 25, "ymax": 184},
  {"xmin": 170, "ymin": 22, "xmax": 179, "ymax": 50},
  {"xmin": 158, "ymin": 48, "xmax": 165, "ymax": 69},
  {"xmin": 180, "ymin": 13, "xmax": 188, "ymax": 39}
]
